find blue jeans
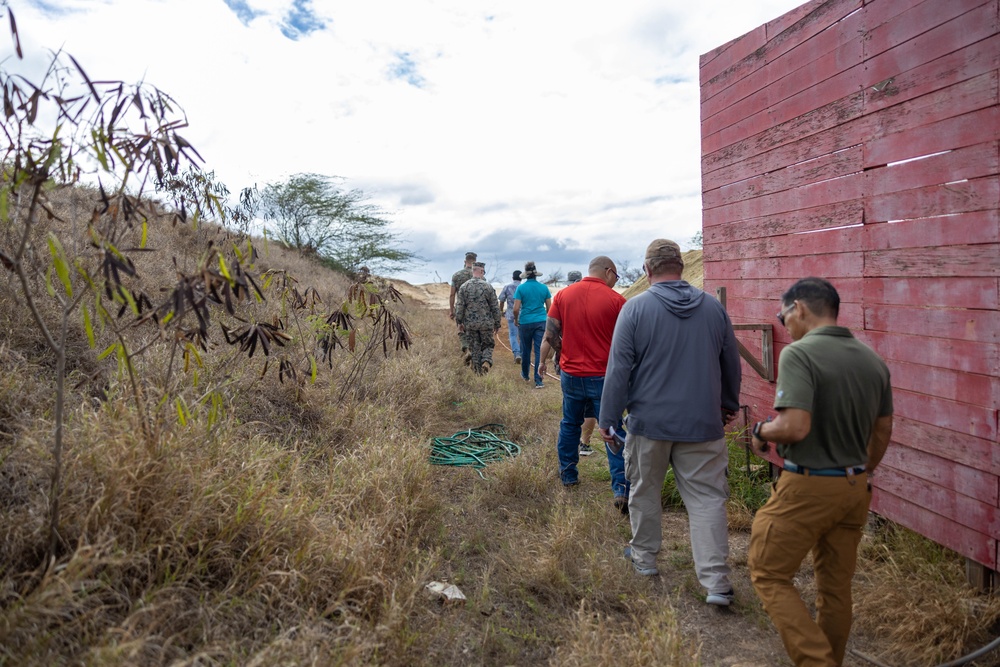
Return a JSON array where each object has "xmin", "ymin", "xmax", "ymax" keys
[
  {"xmin": 558, "ymin": 371, "xmax": 629, "ymax": 497},
  {"xmin": 519, "ymin": 321, "xmax": 545, "ymax": 383},
  {"xmin": 506, "ymin": 317, "xmax": 521, "ymax": 358}
]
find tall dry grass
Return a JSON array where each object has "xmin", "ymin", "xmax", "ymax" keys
[{"xmin": 1, "ymin": 185, "xmax": 997, "ymax": 666}]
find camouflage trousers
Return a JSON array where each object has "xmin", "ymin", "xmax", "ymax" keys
[
  {"xmin": 466, "ymin": 329, "xmax": 496, "ymax": 373},
  {"xmin": 457, "ymin": 328, "xmax": 470, "ymax": 352}
]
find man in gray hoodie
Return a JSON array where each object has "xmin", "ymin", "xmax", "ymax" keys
[{"xmin": 598, "ymin": 239, "xmax": 741, "ymax": 606}]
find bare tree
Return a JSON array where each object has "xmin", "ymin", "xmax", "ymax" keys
[{"xmin": 616, "ymin": 259, "xmax": 643, "ymax": 287}]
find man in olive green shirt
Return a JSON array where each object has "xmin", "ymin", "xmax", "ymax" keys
[{"xmin": 749, "ymin": 277, "xmax": 893, "ymax": 667}]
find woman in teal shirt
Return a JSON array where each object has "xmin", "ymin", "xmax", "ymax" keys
[{"xmin": 512, "ymin": 261, "xmax": 552, "ymax": 388}]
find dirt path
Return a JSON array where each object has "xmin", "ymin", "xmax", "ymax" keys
[{"xmin": 408, "ymin": 279, "xmax": 893, "ymax": 667}]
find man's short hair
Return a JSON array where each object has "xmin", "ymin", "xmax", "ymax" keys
[
  {"xmin": 512, "ymin": 270, "xmax": 522, "ymax": 280},
  {"xmin": 644, "ymin": 239, "xmax": 684, "ymax": 276},
  {"xmin": 782, "ymin": 277, "xmax": 840, "ymax": 319}
]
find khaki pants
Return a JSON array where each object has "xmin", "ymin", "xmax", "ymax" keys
[
  {"xmin": 625, "ymin": 433, "xmax": 731, "ymax": 594},
  {"xmin": 748, "ymin": 471, "xmax": 871, "ymax": 667}
]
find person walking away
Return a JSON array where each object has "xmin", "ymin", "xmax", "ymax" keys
[
  {"xmin": 454, "ymin": 262, "xmax": 502, "ymax": 375},
  {"xmin": 539, "ymin": 257, "xmax": 629, "ymax": 508},
  {"xmin": 598, "ymin": 239, "xmax": 741, "ymax": 605},
  {"xmin": 554, "ymin": 269, "xmax": 597, "ymax": 456},
  {"xmin": 449, "ymin": 251, "xmax": 477, "ymax": 362},
  {"xmin": 498, "ymin": 270, "xmax": 523, "ymax": 363},
  {"xmin": 749, "ymin": 277, "xmax": 893, "ymax": 667},
  {"xmin": 513, "ymin": 261, "xmax": 551, "ymax": 388}
]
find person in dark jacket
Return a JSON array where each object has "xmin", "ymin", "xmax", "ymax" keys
[{"xmin": 599, "ymin": 239, "xmax": 741, "ymax": 605}]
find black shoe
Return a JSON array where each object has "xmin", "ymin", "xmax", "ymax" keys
[{"xmin": 613, "ymin": 496, "xmax": 629, "ymax": 515}]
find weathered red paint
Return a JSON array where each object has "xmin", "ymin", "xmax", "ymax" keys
[{"xmin": 702, "ymin": 0, "xmax": 1000, "ymax": 569}]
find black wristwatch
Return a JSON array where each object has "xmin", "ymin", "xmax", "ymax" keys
[{"xmin": 752, "ymin": 420, "xmax": 770, "ymax": 453}]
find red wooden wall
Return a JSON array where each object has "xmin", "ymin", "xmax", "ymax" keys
[{"xmin": 700, "ymin": 0, "xmax": 1000, "ymax": 570}]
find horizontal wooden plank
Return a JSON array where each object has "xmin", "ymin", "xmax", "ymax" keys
[
  {"xmin": 713, "ymin": 74, "xmax": 999, "ymax": 187},
  {"xmin": 701, "ymin": 9, "xmax": 865, "ymax": 136},
  {"xmin": 865, "ymin": 210, "xmax": 1000, "ymax": 252},
  {"xmin": 707, "ymin": 276, "xmax": 865, "ymax": 303},
  {"xmin": 857, "ymin": 330, "xmax": 999, "ymax": 376},
  {"xmin": 863, "ymin": 0, "xmax": 996, "ymax": 62},
  {"xmin": 701, "ymin": 0, "xmax": 860, "ymax": 105},
  {"xmin": 864, "ymin": 23, "xmax": 1000, "ymax": 115},
  {"xmin": 864, "ymin": 142, "xmax": 999, "ymax": 198},
  {"xmin": 700, "ymin": 24, "xmax": 767, "ymax": 85},
  {"xmin": 705, "ymin": 251, "xmax": 864, "ymax": 281},
  {"xmin": 865, "ymin": 104, "xmax": 1000, "ymax": 167},
  {"xmin": 864, "ymin": 304, "xmax": 1000, "ymax": 343},
  {"xmin": 703, "ymin": 146, "xmax": 863, "ymax": 210},
  {"xmin": 885, "ymin": 358, "xmax": 999, "ymax": 409},
  {"xmin": 865, "ymin": 243, "xmax": 1000, "ymax": 279},
  {"xmin": 708, "ymin": 226, "xmax": 866, "ymax": 262},
  {"xmin": 891, "ymin": 388, "xmax": 997, "ymax": 440},
  {"xmin": 766, "ymin": 0, "xmax": 848, "ymax": 44},
  {"xmin": 705, "ymin": 173, "xmax": 865, "ymax": 226},
  {"xmin": 861, "ymin": 277, "xmax": 999, "ymax": 310},
  {"xmin": 865, "ymin": 176, "xmax": 1000, "ymax": 225},
  {"xmin": 702, "ymin": 91, "xmax": 866, "ymax": 173},
  {"xmin": 704, "ymin": 50, "xmax": 994, "ymax": 162},
  {"xmin": 877, "ymin": 465, "xmax": 1000, "ymax": 539},
  {"xmin": 866, "ymin": 71, "xmax": 998, "ymax": 145},
  {"xmin": 890, "ymin": 414, "xmax": 1000, "ymax": 477},
  {"xmin": 726, "ymin": 299, "xmax": 864, "ymax": 330},
  {"xmin": 703, "ymin": 201, "xmax": 864, "ymax": 243},
  {"xmin": 872, "ymin": 488, "xmax": 997, "ymax": 568},
  {"xmin": 881, "ymin": 443, "xmax": 998, "ymax": 505}
]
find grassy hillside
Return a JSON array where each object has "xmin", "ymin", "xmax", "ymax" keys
[{"xmin": 1, "ymin": 186, "xmax": 997, "ymax": 666}]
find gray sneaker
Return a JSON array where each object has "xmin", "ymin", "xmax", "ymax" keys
[
  {"xmin": 579, "ymin": 442, "xmax": 594, "ymax": 456},
  {"xmin": 706, "ymin": 589, "xmax": 734, "ymax": 606},
  {"xmin": 624, "ymin": 546, "xmax": 658, "ymax": 576}
]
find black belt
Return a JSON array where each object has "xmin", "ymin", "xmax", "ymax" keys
[{"xmin": 783, "ymin": 461, "xmax": 866, "ymax": 477}]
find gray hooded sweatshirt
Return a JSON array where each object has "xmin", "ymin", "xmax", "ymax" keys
[{"xmin": 599, "ymin": 280, "xmax": 741, "ymax": 442}]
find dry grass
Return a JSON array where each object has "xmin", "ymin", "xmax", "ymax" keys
[{"xmin": 0, "ymin": 186, "xmax": 996, "ymax": 666}]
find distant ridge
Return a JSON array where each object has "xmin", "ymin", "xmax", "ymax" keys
[{"xmin": 620, "ymin": 249, "xmax": 703, "ymax": 299}]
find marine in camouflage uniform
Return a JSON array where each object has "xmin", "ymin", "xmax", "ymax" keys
[
  {"xmin": 455, "ymin": 262, "xmax": 502, "ymax": 375},
  {"xmin": 450, "ymin": 251, "xmax": 477, "ymax": 356}
]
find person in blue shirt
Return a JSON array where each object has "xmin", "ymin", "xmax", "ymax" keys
[
  {"xmin": 512, "ymin": 261, "xmax": 551, "ymax": 388},
  {"xmin": 497, "ymin": 270, "xmax": 523, "ymax": 363}
]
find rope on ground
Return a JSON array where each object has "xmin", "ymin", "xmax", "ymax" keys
[
  {"xmin": 428, "ymin": 424, "xmax": 521, "ymax": 479},
  {"xmin": 493, "ymin": 332, "xmax": 560, "ymax": 381}
]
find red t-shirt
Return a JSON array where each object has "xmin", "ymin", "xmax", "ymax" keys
[{"xmin": 547, "ymin": 277, "xmax": 625, "ymax": 376}]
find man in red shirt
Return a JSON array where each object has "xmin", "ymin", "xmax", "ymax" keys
[{"xmin": 540, "ymin": 256, "xmax": 628, "ymax": 507}]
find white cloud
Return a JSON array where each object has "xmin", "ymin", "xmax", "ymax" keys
[{"xmin": 7, "ymin": 0, "xmax": 805, "ymax": 282}]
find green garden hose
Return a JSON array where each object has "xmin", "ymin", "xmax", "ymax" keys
[{"xmin": 428, "ymin": 423, "xmax": 521, "ymax": 478}]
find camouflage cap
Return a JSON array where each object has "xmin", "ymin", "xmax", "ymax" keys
[
  {"xmin": 644, "ymin": 239, "xmax": 684, "ymax": 274},
  {"xmin": 465, "ymin": 251, "xmax": 478, "ymax": 260},
  {"xmin": 473, "ymin": 261, "xmax": 486, "ymax": 269},
  {"xmin": 567, "ymin": 270, "xmax": 583, "ymax": 283},
  {"xmin": 645, "ymin": 239, "xmax": 682, "ymax": 261}
]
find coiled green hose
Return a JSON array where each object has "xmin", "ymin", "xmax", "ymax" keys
[{"xmin": 428, "ymin": 424, "xmax": 521, "ymax": 478}]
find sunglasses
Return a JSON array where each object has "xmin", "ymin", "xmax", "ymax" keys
[{"xmin": 777, "ymin": 302, "xmax": 795, "ymax": 327}]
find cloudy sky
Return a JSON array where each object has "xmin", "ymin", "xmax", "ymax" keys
[{"xmin": 8, "ymin": 0, "xmax": 803, "ymax": 283}]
